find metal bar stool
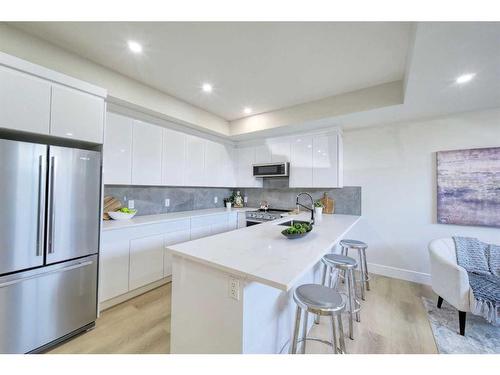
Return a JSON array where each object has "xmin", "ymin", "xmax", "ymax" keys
[
  {"xmin": 290, "ymin": 284, "xmax": 346, "ymax": 354},
  {"xmin": 340, "ymin": 239, "xmax": 370, "ymax": 300},
  {"xmin": 319, "ymin": 254, "xmax": 361, "ymax": 339}
]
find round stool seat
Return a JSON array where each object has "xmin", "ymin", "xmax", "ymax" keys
[
  {"xmin": 340, "ymin": 239, "xmax": 367, "ymax": 249},
  {"xmin": 294, "ymin": 284, "xmax": 345, "ymax": 315},
  {"xmin": 322, "ymin": 254, "xmax": 357, "ymax": 270}
]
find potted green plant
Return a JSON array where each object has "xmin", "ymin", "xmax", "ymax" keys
[
  {"xmin": 224, "ymin": 196, "xmax": 233, "ymax": 209},
  {"xmin": 314, "ymin": 200, "xmax": 324, "ymax": 216}
]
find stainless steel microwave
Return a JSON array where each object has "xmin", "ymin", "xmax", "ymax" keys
[{"xmin": 253, "ymin": 162, "xmax": 289, "ymax": 177}]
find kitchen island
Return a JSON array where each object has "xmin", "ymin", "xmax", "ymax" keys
[{"xmin": 168, "ymin": 213, "xmax": 360, "ymax": 353}]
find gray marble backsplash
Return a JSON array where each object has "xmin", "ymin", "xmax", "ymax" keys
[
  {"xmin": 240, "ymin": 185, "xmax": 361, "ymax": 215},
  {"xmin": 104, "ymin": 184, "xmax": 361, "ymax": 216},
  {"xmin": 104, "ymin": 186, "xmax": 233, "ymax": 216}
]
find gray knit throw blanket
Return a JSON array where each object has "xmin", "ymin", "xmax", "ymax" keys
[{"xmin": 453, "ymin": 237, "xmax": 500, "ymax": 326}]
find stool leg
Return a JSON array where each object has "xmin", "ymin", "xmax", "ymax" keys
[
  {"xmin": 291, "ymin": 306, "xmax": 301, "ymax": 354},
  {"xmin": 330, "ymin": 315, "xmax": 338, "ymax": 354},
  {"xmin": 362, "ymin": 248, "xmax": 370, "ymax": 291},
  {"xmin": 301, "ymin": 310, "xmax": 309, "ymax": 354},
  {"xmin": 358, "ymin": 250, "xmax": 366, "ymax": 301},
  {"xmin": 337, "ymin": 314, "xmax": 346, "ymax": 354},
  {"xmin": 316, "ymin": 263, "xmax": 328, "ymax": 324},
  {"xmin": 346, "ymin": 269, "xmax": 354, "ymax": 340},
  {"xmin": 352, "ymin": 269, "xmax": 360, "ymax": 322}
]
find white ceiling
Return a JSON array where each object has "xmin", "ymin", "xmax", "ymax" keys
[{"xmin": 10, "ymin": 22, "xmax": 412, "ymax": 121}]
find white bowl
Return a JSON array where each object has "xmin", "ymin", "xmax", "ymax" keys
[{"xmin": 108, "ymin": 211, "xmax": 137, "ymax": 220}]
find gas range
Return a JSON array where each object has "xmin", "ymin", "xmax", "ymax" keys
[{"xmin": 245, "ymin": 208, "xmax": 290, "ymax": 225}]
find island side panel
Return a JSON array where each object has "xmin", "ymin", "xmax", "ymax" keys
[
  {"xmin": 242, "ymin": 262, "xmax": 324, "ymax": 354},
  {"xmin": 170, "ymin": 255, "xmax": 244, "ymax": 353}
]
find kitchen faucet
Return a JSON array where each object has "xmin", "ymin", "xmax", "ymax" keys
[{"xmin": 296, "ymin": 192, "xmax": 314, "ymax": 224}]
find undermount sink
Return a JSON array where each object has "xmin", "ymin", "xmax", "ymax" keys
[{"xmin": 278, "ymin": 220, "xmax": 312, "ymax": 227}]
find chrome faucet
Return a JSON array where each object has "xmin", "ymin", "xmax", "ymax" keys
[{"xmin": 296, "ymin": 192, "xmax": 314, "ymax": 224}]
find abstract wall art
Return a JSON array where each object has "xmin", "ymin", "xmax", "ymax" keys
[{"xmin": 437, "ymin": 147, "xmax": 500, "ymax": 228}]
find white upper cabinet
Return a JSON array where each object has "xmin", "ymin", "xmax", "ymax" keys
[
  {"xmin": 132, "ymin": 121, "xmax": 163, "ymax": 185},
  {"xmin": 237, "ymin": 146, "xmax": 262, "ymax": 188},
  {"xmin": 103, "ymin": 112, "xmax": 133, "ymax": 185},
  {"xmin": 50, "ymin": 84, "xmax": 105, "ymax": 143},
  {"xmin": 185, "ymin": 135, "xmax": 206, "ymax": 186},
  {"xmin": 290, "ymin": 136, "xmax": 313, "ymax": 188},
  {"xmin": 270, "ymin": 140, "xmax": 291, "ymax": 162},
  {"xmin": 255, "ymin": 144, "xmax": 272, "ymax": 163},
  {"xmin": 0, "ymin": 66, "xmax": 51, "ymax": 135},
  {"xmin": 205, "ymin": 140, "xmax": 236, "ymax": 187},
  {"xmin": 312, "ymin": 133, "xmax": 342, "ymax": 188},
  {"xmin": 162, "ymin": 128, "xmax": 186, "ymax": 186}
]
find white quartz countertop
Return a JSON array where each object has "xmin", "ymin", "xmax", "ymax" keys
[
  {"xmin": 167, "ymin": 213, "xmax": 361, "ymax": 291},
  {"xmin": 102, "ymin": 207, "xmax": 256, "ymax": 231}
]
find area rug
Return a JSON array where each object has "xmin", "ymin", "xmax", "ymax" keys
[{"xmin": 422, "ymin": 297, "xmax": 500, "ymax": 353}]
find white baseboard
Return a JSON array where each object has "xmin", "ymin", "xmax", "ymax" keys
[
  {"xmin": 368, "ymin": 262, "xmax": 431, "ymax": 285},
  {"xmin": 99, "ymin": 276, "xmax": 172, "ymax": 312}
]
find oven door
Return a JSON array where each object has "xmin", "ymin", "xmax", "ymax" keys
[{"xmin": 246, "ymin": 219, "xmax": 263, "ymax": 227}]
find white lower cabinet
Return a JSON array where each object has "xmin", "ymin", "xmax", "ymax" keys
[
  {"xmin": 163, "ymin": 229, "xmax": 190, "ymax": 277},
  {"xmin": 100, "ymin": 236, "xmax": 130, "ymax": 302},
  {"xmin": 129, "ymin": 234, "xmax": 165, "ymax": 290},
  {"xmin": 100, "ymin": 212, "xmax": 239, "ymax": 306}
]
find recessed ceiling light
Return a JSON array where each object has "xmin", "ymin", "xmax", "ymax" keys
[
  {"xmin": 127, "ymin": 40, "xmax": 143, "ymax": 54},
  {"xmin": 202, "ymin": 83, "xmax": 213, "ymax": 93},
  {"xmin": 455, "ymin": 73, "xmax": 475, "ymax": 84},
  {"xmin": 243, "ymin": 107, "xmax": 252, "ymax": 115}
]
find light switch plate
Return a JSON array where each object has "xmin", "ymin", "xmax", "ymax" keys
[
  {"xmin": 128, "ymin": 200, "xmax": 135, "ymax": 209},
  {"xmin": 244, "ymin": 196, "xmax": 248, "ymax": 203},
  {"xmin": 164, "ymin": 198, "xmax": 170, "ymax": 207},
  {"xmin": 214, "ymin": 196, "xmax": 218, "ymax": 204}
]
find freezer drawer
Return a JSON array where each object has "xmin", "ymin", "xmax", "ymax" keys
[
  {"xmin": 0, "ymin": 255, "xmax": 98, "ymax": 353},
  {"xmin": 47, "ymin": 146, "xmax": 101, "ymax": 264},
  {"xmin": 0, "ymin": 139, "xmax": 47, "ymax": 275}
]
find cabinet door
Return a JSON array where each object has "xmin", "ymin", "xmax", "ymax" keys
[
  {"xmin": 163, "ymin": 229, "xmax": 190, "ymax": 277},
  {"xmin": 129, "ymin": 234, "xmax": 164, "ymax": 290},
  {"xmin": 50, "ymin": 84, "xmax": 104, "ymax": 143},
  {"xmin": 100, "ymin": 239, "xmax": 130, "ymax": 301},
  {"xmin": 270, "ymin": 140, "xmax": 290, "ymax": 162},
  {"xmin": 205, "ymin": 140, "xmax": 224, "ymax": 187},
  {"xmin": 255, "ymin": 144, "xmax": 272, "ymax": 163},
  {"xmin": 0, "ymin": 66, "xmax": 51, "ymax": 135},
  {"xmin": 103, "ymin": 112, "xmax": 133, "ymax": 185},
  {"xmin": 236, "ymin": 147, "xmax": 262, "ymax": 188},
  {"xmin": 185, "ymin": 135, "xmax": 206, "ymax": 186},
  {"xmin": 190, "ymin": 225, "xmax": 212, "ymax": 240},
  {"xmin": 290, "ymin": 136, "xmax": 313, "ymax": 188},
  {"xmin": 237, "ymin": 212, "xmax": 247, "ymax": 228},
  {"xmin": 226, "ymin": 212, "xmax": 238, "ymax": 231},
  {"xmin": 312, "ymin": 134, "xmax": 339, "ymax": 188},
  {"xmin": 132, "ymin": 120, "xmax": 163, "ymax": 185},
  {"xmin": 162, "ymin": 128, "xmax": 186, "ymax": 186},
  {"xmin": 222, "ymin": 145, "xmax": 237, "ymax": 187}
]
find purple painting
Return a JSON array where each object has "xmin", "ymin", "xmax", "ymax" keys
[{"xmin": 437, "ymin": 147, "xmax": 500, "ymax": 228}]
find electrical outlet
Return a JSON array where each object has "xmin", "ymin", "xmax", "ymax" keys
[
  {"xmin": 228, "ymin": 278, "xmax": 240, "ymax": 300},
  {"xmin": 244, "ymin": 196, "xmax": 248, "ymax": 203},
  {"xmin": 128, "ymin": 200, "xmax": 135, "ymax": 209},
  {"xmin": 164, "ymin": 198, "xmax": 170, "ymax": 207},
  {"xmin": 214, "ymin": 196, "xmax": 218, "ymax": 204}
]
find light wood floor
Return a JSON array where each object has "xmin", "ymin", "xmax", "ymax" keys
[{"xmin": 48, "ymin": 274, "xmax": 438, "ymax": 354}]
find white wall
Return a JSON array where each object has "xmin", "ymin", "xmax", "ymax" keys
[
  {"xmin": 0, "ymin": 23, "xmax": 229, "ymax": 136},
  {"xmin": 343, "ymin": 108, "xmax": 500, "ymax": 284}
]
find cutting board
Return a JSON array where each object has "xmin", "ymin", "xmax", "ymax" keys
[
  {"xmin": 103, "ymin": 196, "xmax": 122, "ymax": 220},
  {"xmin": 320, "ymin": 192, "xmax": 335, "ymax": 214}
]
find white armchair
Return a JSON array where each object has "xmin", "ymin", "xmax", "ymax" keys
[{"xmin": 428, "ymin": 238, "xmax": 475, "ymax": 335}]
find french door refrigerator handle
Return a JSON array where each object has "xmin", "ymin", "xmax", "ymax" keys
[
  {"xmin": 36, "ymin": 155, "xmax": 45, "ymax": 257},
  {"xmin": 0, "ymin": 260, "xmax": 94, "ymax": 289},
  {"xmin": 48, "ymin": 156, "xmax": 56, "ymax": 254}
]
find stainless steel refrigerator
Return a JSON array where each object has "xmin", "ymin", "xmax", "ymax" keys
[{"xmin": 0, "ymin": 138, "xmax": 101, "ymax": 353}]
